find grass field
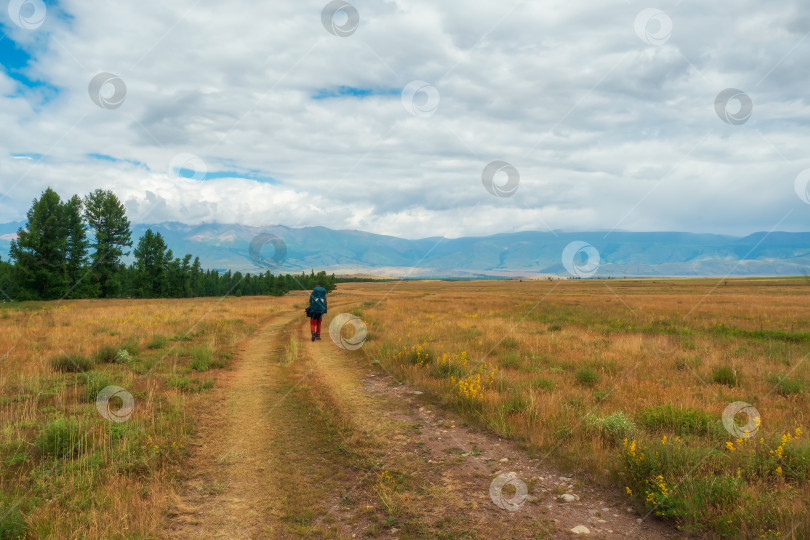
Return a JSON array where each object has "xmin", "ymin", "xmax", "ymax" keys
[
  {"xmin": 350, "ymin": 278, "xmax": 810, "ymax": 538},
  {"xmin": 1, "ymin": 278, "xmax": 808, "ymax": 538},
  {"xmin": 0, "ymin": 296, "xmax": 288, "ymax": 538}
]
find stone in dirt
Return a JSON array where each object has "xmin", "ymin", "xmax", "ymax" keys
[
  {"xmin": 570, "ymin": 525, "xmax": 590, "ymax": 535},
  {"xmin": 558, "ymin": 493, "xmax": 579, "ymax": 502}
]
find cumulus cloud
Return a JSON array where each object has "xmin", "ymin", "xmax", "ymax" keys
[{"xmin": 0, "ymin": 0, "xmax": 809, "ymax": 238}]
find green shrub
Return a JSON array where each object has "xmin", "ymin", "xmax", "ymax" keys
[
  {"xmin": 168, "ymin": 375, "xmax": 190, "ymax": 391},
  {"xmin": 121, "ymin": 340, "xmax": 140, "ymax": 355},
  {"xmin": 94, "ymin": 345, "xmax": 119, "ymax": 363},
  {"xmin": 500, "ymin": 337, "xmax": 519, "ymax": 350},
  {"xmin": 146, "ymin": 335, "xmax": 168, "ymax": 350},
  {"xmin": 712, "ymin": 366, "xmax": 737, "ymax": 386},
  {"xmin": 81, "ymin": 371, "xmax": 112, "ymax": 402},
  {"xmin": 190, "ymin": 347, "xmax": 213, "ymax": 371},
  {"xmin": 646, "ymin": 475, "xmax": 745, "ymax": 533},
  {"xmin": 548, "ymin": 324, "xmax": 562, "ymax": 332},
  {"xmin": 50, "ymin": 353, "xmax": 94, "ymax": 373},
  {"xmin": 636, "ymin": 404, "xmax": 716, "ymax": 436},
  {"xmin": 0, "ymin": 501, "xmax": 27, "ymax": 540},
  {"xmin": 585, "ymin": 412, "xmax": 636, "ymax": 443},
  {"xmin": 113, "ymin": 349, "xmax": 134, "ymax": 364},
  {"xmin": 575, "ymin": 368, "xmax": 600, "ymax": 386},
  {"xmin": 36, "ymin": 417, "xmax": 88, "ymax": 458}
]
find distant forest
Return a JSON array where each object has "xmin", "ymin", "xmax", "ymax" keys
[{"xmin": 0, "ymin": 187, "xmax": 336, "ymax": 301}]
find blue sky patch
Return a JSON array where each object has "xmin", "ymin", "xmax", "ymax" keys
[
  {"xmin": 313, "ymin": 86, "xmax": 399, "ymax": 100},
  {"xmin": 10, "ymin": 152, "xmax": 43, "ymax": 160},
  {"xmin": 175, "ymin": 168, "xmax": 280, "ymax": 184},
  {"xmin": 87, "ymin": 153, "xmax": 146, "ymax": 168},
  {"xmin": 0, "ymin": 34, "xmax": 59, "ymax": 102}
]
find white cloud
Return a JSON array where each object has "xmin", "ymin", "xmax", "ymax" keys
[{"xmin": 0, "ymin": 0, "xmax": 809, "ymax": 238}]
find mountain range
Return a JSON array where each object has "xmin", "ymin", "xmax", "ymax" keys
[{"xmin": 1, "ymin": 221, "xmax": 808, "ymax": 278}]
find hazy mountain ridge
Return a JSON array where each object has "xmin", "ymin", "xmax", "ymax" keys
[{"xmin": 0, "ymin": 221, "xmax": 808, "ymax": 277}]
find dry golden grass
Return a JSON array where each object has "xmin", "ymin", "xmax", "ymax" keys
[
  {"xmin": 2, "ymin": 279, "xmax": 809, "ymax": 538},
  {"xmin": 341, "ymin": 278, "xmax": 810, "ymax": 537},
  {"xmin": 0, "ymin": 296, "xmax": 294, "ymax": 538}
]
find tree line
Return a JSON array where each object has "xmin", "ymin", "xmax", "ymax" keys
[{"xmin": 0, "ymin": 188, "xmax": 336, "ymax": 301}]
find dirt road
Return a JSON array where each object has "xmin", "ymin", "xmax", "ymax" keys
[{"xmin": 166, "ymin": 303, "xmax": 679, "ymax": 538}]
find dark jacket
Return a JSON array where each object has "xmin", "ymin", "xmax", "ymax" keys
[{"xmin": 309, "ymin": 286, "xmax": 328, "ymax": 314}]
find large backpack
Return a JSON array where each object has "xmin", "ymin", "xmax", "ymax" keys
[{"xmin": 309, "ymin": 286, "xmax": 327, "ymax": 314}]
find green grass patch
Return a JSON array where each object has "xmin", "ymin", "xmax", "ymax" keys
[
  {"xmin": 146, "ymin": 335, "xmax": 168, "ymax": 349},
  {"xmin": 575, "ymin": 368, "xmax": 600, "ymax": 386},
  {"xmin": 81, "ymin": 371, "xmax": 112, "ymax": 402},
  {"xmin": 429, "ymin": 358, "xmax": 466, "ymax": 379},
  {"xmin": 121, "ymin": 339, "xmax": 140, "ymax": 355},
  {"xmin": 767, "ymin": 375, "xmax": 807, "ymax": 396},
  {"xmin": 168, "ymin": 375, "xmax": 214, "ymax": 393},
  {"xmin": 50, "ymin": 353, "xmax": 94, "ymax": 373},
  {"xmin": 529, "ymin": 377, "xmax": 554, "ymax": 391},
  {"xmin": 190, "ymin": 347, "xmax": 213, "ymax": 371},
  {"xmin": 711, "ymin": 365, "xmax": 738, "ymax": 386},
  {"xmin": 499, "ymin": 392, "xmax": 529, "ymax": 415},
  {"xmin": 94, "ymin": 345, "xmax": 119, "ymax": 363},
  {"xmin": 709, "ymin": 323, "xmax": 810, "ymax": 343},
  {"xmin": 0, "ymin": 499, "xmax": 27, "ymax": 540},
  {"xmin": 36, "ymin": 417, "xmax": 89, "ymax": 458},
  {"xmin": 584, "ymin": 412, "xmax": 635, "ymax": 443},
  {"xmin": 500, "ymin": 350, "xmax": 522, "ymax": 369},
  {"xmin": 636, "ymin": 404, "xmax": 716, "ymax": 436}
]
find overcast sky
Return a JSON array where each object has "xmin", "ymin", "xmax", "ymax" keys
[{"xmin": 1, "ymin": 0, "xmax": 809, "ymax": 239}]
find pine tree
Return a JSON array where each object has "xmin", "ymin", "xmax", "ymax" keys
[
  {"xmin": 63, "ymin": 194, "xmax": 90, "ymax": 297},
  {"xmin": 84, "ymin": 189, "xmax": 132, "ymax": 297},
  {"xmin": 9, "ymin": 188, "xmax": 68, "ymax": 299},
  {"xmin": 132, "ymin": 229, "xmax": 169, "ymax": 297}
]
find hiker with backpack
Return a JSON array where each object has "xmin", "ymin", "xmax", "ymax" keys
[{"xmin": 306, "ymin": 285, "xmax": 327, "ymax": 341}]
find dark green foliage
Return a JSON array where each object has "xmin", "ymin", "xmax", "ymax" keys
[
  {"xmin": 0, "ymin": 500, "xmax": 27, "ymax": 540},
  {"xmin": 9, "ymin": 188, "xmax": 68, "ymax": 299},
  {"xmin": 84, "ymin": 189, "xmax": 132, "ymax": 297},
  {"xmin": 132, "ymin": 229, "xmax": 170, "ymax": 297},
  {"xmin": 63, "ymin": 194, "xmax": 91, "ymax": 297},
  {"xmin": 94, "ymin": 345, "xmax": 119, "ymax": 363},
  {"xmin": 4, "ymin": 187, "xmax": 337, "ymax": 301},
  {"xmin": 575, "ymin": 367, "xmax": 600, "ymax": 386},
  {"xmin": 51, "ymin": 353, "xmax": 95, "ymax": 372}
]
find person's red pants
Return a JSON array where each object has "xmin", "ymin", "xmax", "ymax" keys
[{"xmin": 310, "ymin": 318, "xmax": 322, "ymax": 334}]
